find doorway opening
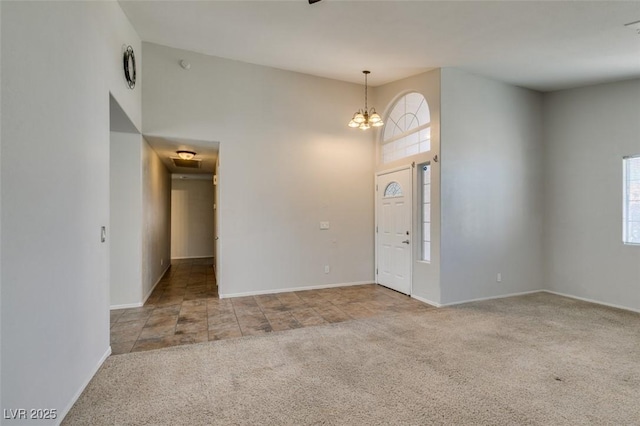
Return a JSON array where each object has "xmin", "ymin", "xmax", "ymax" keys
[
  {"xmin": 143, "ymin": 136, "xmax": 219, "ymax": 270},
  {"xmin": 109, "ymin": 135, "xmax": 221, "ymax": 353}
]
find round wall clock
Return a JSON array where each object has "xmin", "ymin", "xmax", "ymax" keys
[{"xmin": 123, "ymin": 45, "xmax": 136, "ymax": 89}]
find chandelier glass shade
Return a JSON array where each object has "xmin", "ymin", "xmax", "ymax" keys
[{"xmin": 348, "ymin": 70, "xmax": 384, "ymax": 130}]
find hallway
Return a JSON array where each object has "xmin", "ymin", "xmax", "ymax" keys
[{"xmin": 110, "ymin": 258, "xmax": 432, "ymax": 354}]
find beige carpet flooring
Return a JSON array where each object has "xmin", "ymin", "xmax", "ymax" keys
[{"xmin": 64, "ymin": 292, "xmax": 640, "ymax": 425}]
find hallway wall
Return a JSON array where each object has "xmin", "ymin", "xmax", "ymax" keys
[
  {"xmin": 110, "ymin": 136, "xmax": 171, "ymax": 308},
  {"xmin": 171, "ymin": 177, "xmax": 215, "ymax": 259},
  {"xmin": 142, "ymin": 139, "xmax": 172, "ymax": 300},
  {"xmin": 110, "ymin": 132, "xmax": 144, "ymax": 307}
]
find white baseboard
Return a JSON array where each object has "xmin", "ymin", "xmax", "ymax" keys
[
  {"xmin": 110, "ymin": 301, "xmax": 143, "ymax": 310},
  {"xmin": 142, "ymin": 264, "xmax": 170, "ymax": 304},
  {"xmin": 406, "ymin": 288, "xmax": 640, "ymax": 315},
  {"xmin": 438, "ymin": 290, "xmax": 544, "ymax": 307},
  {"xmin": 58, "ymin": 346, "xmax": 111, "ymax": 425},
  {"xmin": 413, "ymin": 289, "xmax": 640, "ymax": 314},
  {"xmin": 219, "ymin": 281, "xmax": 372, "ymax": 299},
  {"xmin": 110, "ymin": 264, "xmax": 170, "ymax": 310},
  {"xmin": 171, "ymin": 255, "xmax": 214, "ymax": 260},
  {"xmin": 542, "ymin": 290, "xmax": 640, "ymax": 314},
  {"xmin": 411, "ymin": 294, "xmax": 442, "ymax": 307}
]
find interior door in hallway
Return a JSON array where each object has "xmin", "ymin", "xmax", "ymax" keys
[{"xmin": 376, "ymin": 167, "xmax": 412, "ymax": 295}]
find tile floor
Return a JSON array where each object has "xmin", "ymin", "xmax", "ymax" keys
[{"xmin": 110, "ymin": 258, "xmax": 432, "ymax": 354}]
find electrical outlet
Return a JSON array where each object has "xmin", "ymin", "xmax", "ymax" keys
[
  {"xmin": 324, "ymin": 265, "xmax": 330, "ymax": 274},
  {"xmin": 320, "ymin": 221, "xmax": 330, "ymax": 230},
  {"xmin": 497, "ymin": 273, "xmax": 502, "ymax": 283}
]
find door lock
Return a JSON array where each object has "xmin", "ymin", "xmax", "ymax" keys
[{"xmin": 402, "ymin": 240, "xmax": 410, "ymax": 244}]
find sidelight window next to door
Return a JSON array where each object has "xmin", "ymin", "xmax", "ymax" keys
[
  {"xmin": 623, "ymin": 155, "xmax": 640, "ymax": 245},
  {"xmin": 420, "ymin": 163, "xmax": 431, "ymax": 262}
]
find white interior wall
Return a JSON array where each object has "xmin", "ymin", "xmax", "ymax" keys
[
  {"xmin": 110, "ymin": 131, "xmax": 143, "ymax": 307},
  {"xmin": 142, "ymin": 138, "xmax": 172, "ymax": 298},
  {"xmin": 372, "ymin": 70, "xmax": 442, "ymax": 304},
  {"xmin": 171, "ymin": 178, "xmax": 215, "ymax": 259},
  {"xmin": 142, "ymin": 43, "xmax": 375, "ymax": 297},
  {"xmin": 110, "ymin": 135, "xmax": 171, "ymax": 309},
  {"xmin": 439, "ymin": 68, "xmax": 544, "ymax": 305},
  {"xmin": 0, "ymin": 1, "xmax": 3, "ymax": 407},
  {"xmin": 0, "ymin": 1, "xmax": 141, "ymax": 416},
  {"xmin": 543, "ymin": 79, "xmax": 640, "ymax": 312}
]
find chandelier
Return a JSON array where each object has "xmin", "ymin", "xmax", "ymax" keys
[{"xmin": 348, "ymin": 70, "xmax": 383, "ymax": 130}]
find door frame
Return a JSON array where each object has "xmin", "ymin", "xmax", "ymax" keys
[
  {"xmin": 374, "ymin": 164, "xmax": 414, "ymax": 295},
  {"xmin": 214, "ymin": 153, "xmax": 220, "ymax": 282}
]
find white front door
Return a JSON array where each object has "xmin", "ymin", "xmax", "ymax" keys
[{"xmin": 376, "ymin": 167, "xmax": 412, "ymax": 295}]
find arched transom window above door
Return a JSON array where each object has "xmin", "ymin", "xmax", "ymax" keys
[
  {"xmin": 383, "ymin": 181, "xmax": 403, "ymax": 197},
  {"xmin": 382, "ymin": 92, "xmax": 431, "ymax": 164}
]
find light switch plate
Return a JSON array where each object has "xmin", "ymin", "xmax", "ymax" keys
[{"xmin": 320, "ymin": 221, "xmax": 330, "ymax": 230}]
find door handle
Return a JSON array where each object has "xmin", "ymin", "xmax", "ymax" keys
[{"xmin": 402, "ymin": 240, "xmax": 410, "ymax": 244}]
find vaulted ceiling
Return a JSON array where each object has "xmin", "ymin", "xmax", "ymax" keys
[{"xmin": 119, "ymin": 1, "xmax": 640, "ymax": 91}]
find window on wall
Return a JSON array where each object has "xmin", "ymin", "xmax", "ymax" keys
[
  {"xmin": 623, "ymin": 155, "xmax": 640, "ymax": 245},
  {"xmin": 420, "ymin": 163, "xmax": 431, "ymax": 262},
  {"xmin": 382, "ymin": 92, "xmax": 431, "ymax": 164}
]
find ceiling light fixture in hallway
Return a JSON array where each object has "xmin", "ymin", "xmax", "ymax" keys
[{"xmin": 177, "ymin": 150, "xmax": 196, "ymax": 160}]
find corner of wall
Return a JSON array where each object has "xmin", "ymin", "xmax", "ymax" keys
[
  {"xmin": 540, "ymin": 79, "xmax": 640, "ymax": 311},
  {"xmin": 540, "ymin": 91, "xmax": 553, "ymax": 293}
]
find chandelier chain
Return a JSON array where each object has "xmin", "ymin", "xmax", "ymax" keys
[{"xmin": 364, "ymin": 72, "xmax": 368, "ymax": 111}]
